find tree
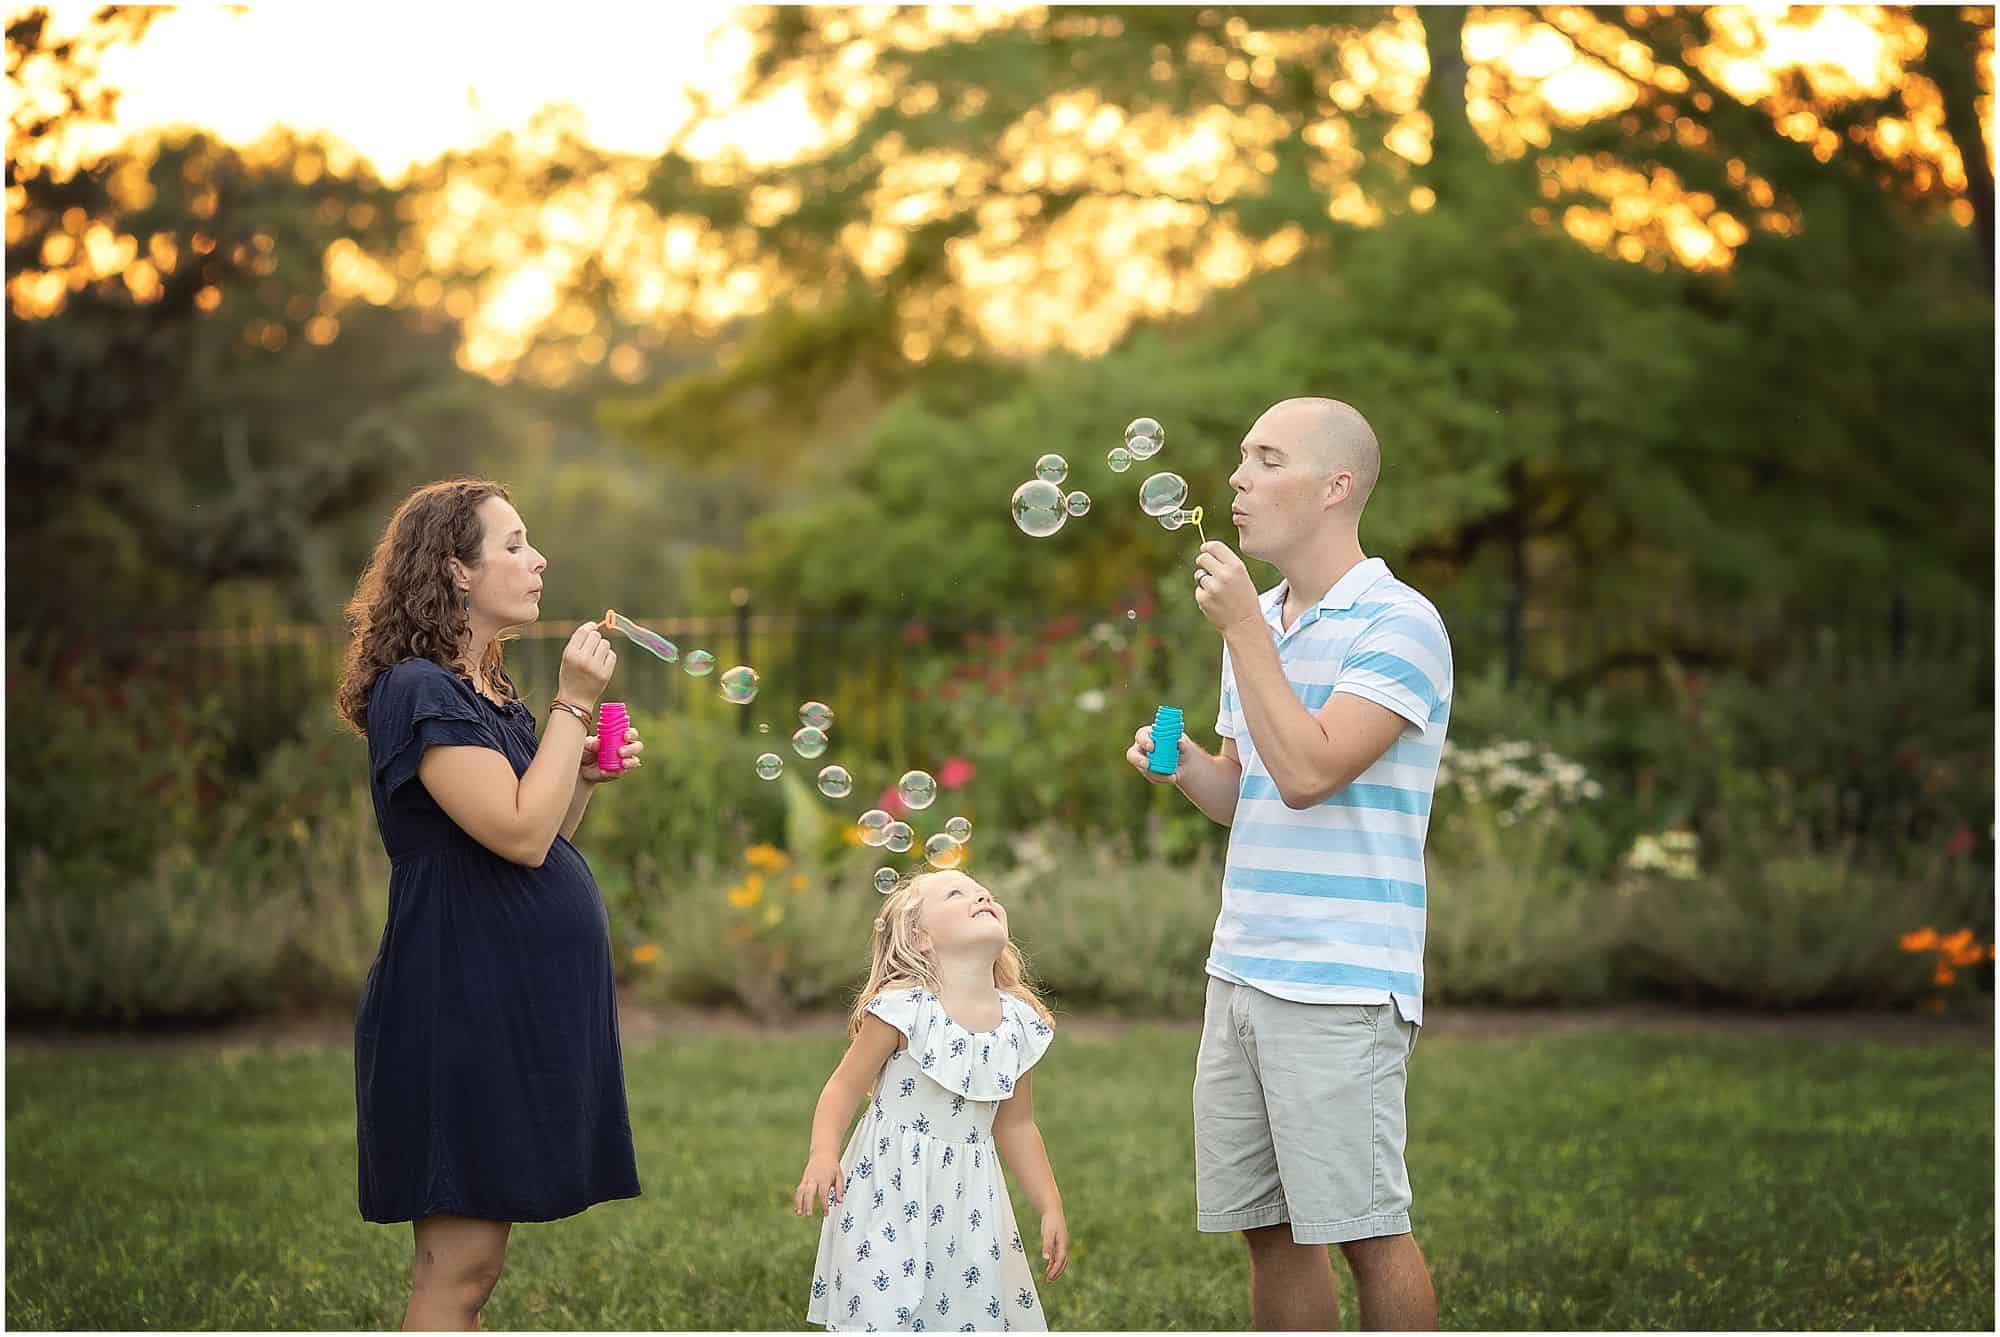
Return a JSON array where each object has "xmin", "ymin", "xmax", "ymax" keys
[
  {"xmin": 6, "ymin": 10, "xmax": 478, "ymax": 630},
  {"xmin": 610, "ymin": 6, "xmax": 1990, "ymax": 673}
]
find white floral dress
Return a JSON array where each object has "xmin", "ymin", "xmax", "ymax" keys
[{"xmin": 807, "ymin": 987, "xmax": 1055, "ymax": 1332}]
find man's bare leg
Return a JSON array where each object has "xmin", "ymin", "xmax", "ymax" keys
[
  {"xmin": 1340, "ymin": 1232, "xmax": 1437, "ymax": 1330},
  {"xmin": 1243, "ymin": 1224, "xmax": 1341, "ymax": 1330}
]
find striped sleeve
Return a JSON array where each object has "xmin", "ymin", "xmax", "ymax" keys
[
  {"xmin": 1216, "ymin": 645, "xmax": 1240, "ymax": 739},
  {"xmin": 1333, "ymin": 607, "xmax": 1451, "ymax": 732}
]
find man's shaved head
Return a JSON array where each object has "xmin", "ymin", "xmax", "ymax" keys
[{"xmin": 1257, "ymin": 397, "xmax": 1381, "ymax": 514}]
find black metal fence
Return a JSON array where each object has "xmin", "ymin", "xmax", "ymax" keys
[{"xmin": 16, "ymin": 595, "xmax": 1991, "ymax": 770}]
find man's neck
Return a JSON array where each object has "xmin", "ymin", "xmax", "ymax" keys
[{"xmin": 1277, "ymin": 534, "xmax": 1369, "ymax": 626}]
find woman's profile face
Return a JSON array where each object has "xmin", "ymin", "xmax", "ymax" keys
[{"xmin": 461, "ymin": 496, "xmax": 547, "ymax": 630}]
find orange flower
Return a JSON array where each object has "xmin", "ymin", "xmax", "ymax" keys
[
  {"xmin": 789, "ymin": 873, "xmax": 810, "ymax": 893},
  {"xmin": 1944, "ymin": 936, "xmax": 1992, "ymax": 964},
  {"xmin": 1900, "ymin": 928, "xmax": 1941, "ymax": 953},
  {"xmin": 1940, "ymin": 928, "xmax": 1975, "ymax": 956},
  {"xmin": 727, "ymin": 877, "xmax": 765, "ymax": 909},
  {"xmin": 1933, "ymin": 962, "xmax": 1957, "ymax": 987},
  {"xmin": 1923, "ymin": 997, "xmax": 1948, "ymax": 1015},
  {"xmin": 744, "ymin": 844, "xmax": 791, "ymax": 873},
  {"xmin": 630, "ymin": 943, "xmax": 662, "ymax": 965}
]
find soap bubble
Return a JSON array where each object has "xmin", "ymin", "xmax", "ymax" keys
[
  {"xmin": 1160, "ymin": 508, "xmax": 1198, "ymax": 531},
  {"xmin": 884, "ymin": 821, "xmax": 914, "ymax": 853},
  {"xmin": 1106, "ymin": 447, "xmax": 1131, "ymax": 473},
  {"xmin": 755, "ymin": 753, "xmax": 784, "ymax": 781},
  {"xmin": 758, "ymin": 723, "xmax": 770, "ymax": 733},
  {"xmin": 604, "ymin": 612, "xmax": 678, "ymax": 664},
  {"xmin": 1065, "ymin": 490, "xmax": 1091, "ymax": 517},
  {"xmin": 1127, "ymin": 433, "xmax": 1163, "ymax": 461},
  {"xmin": 1010, "ymin": 479, "xmax": 1067, "ymax": 538},
  {"xmin": 924, "ymin": 832, "xmax": 965, "ymax": 869},
  {"xmin": 792, "ymin": 726, "xmax": 829, "ymax": 759},
  {"xmin": 1125, "ymin": 416, "xmax": 1163, "ymax": 444},
  {"xmin": 898, "ymin": 770, "xmax": 939, "ymax": 811},
  {"xmin": 719, "ymin": 665, "xmax": 759, "ymax": 704},
  {"xmin": 683, "ymin": 650, "xmax": 715, "ymax": 676},
  {"xmin": 1139, "ymin": 471, "xmax": 1188, "ymax": 516},
  {"xmin": 945, "ymin": 815, "xmax": 973, "ymax": 842},
  {"xmin": 1035, "ymin": 453, "xmax": 1068, "ymax": 485},
  {"xmin": 874, "ymin": 866, "xmax": 900, "ymax": 894},
  {"xmin": 857, "ymin": 809, "xmax": 893, "ymax": 846},
  {"xmin": 799, "ymin": 700, "xmax": 834, "ymax": 731},
  {"xmin": 817, "ymin": 765, "xmax": 853, "ymax": 799},
  {"xmin": 1125, "ymin": 609, "xmax": 1138, "ymax": 620}
]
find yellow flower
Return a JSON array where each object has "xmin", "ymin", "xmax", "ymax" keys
[
  {"xmin": 630, "ymin": 943, "xmax": 661, "ymax": 965},
  {"xmin": 762, "ymin": 903, "xmax": 786, "ymax": 928},
  {"xmin": 840, "ymin": 826, "xmax": 865, "ymax": 847},
  {"xmin": 727, "ymin": 877, "xmax": 765, "ymax": 909},
  {"xmin": 789, "ymin": 873, "xmax": 810, "ymax": 894},
  {"xmin": 744, "ymin": 843, "xmax": 791, "ymax": 873}
]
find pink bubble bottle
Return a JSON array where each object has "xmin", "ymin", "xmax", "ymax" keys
[{"xmin": 596, "ymin": 702, "xmax": 628, "ymax": 774}]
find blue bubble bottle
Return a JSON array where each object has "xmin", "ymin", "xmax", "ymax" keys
[{"xmin": 1148, "ymin": 705, "xmax": 1184, "ymax": 776}]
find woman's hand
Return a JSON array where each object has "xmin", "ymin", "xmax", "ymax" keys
[
  {"xmin": 580, "ymin": 725, "xmax": 643, "ymax": 785},
  {"xmin": 794, "ymin": 1154, "xmax": 844, "ymax": 1217},
  {"xmin": 1040, "ymin": 1209, "xmax": 1070, "ymax": 1281},
  {"xmin": 556, "ymin": 621, "xmax": 617, "ymax": 710}
]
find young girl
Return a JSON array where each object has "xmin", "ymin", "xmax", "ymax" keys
[{"xmin": 793, "ymin": 870, "xmax": 1069, "ymax": 1332}]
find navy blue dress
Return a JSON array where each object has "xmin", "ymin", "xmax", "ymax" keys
[{"xmin": 355, "ymin": 657, "xmax": 640, "ymax": 1224}]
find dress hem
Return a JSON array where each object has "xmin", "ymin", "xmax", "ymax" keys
[{"xmin": 361, "ymin": 1184, "xmax": 641, "ymax": 1226}]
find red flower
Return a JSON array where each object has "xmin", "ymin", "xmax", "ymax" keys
[
  {"xmin": 1134, "ymin": 592, "xmax": 1156, "ymax": 619},
  {"xmin": 1042, "ymin": 613, "xmax": 1082, "ymax": 642},
  {"xmin": 877, "ymin": 785, "xmax": 907, "ymax": 816},
  {"xmin": 902, "ymin": 621, "xmax": 931, "ymax": 645},
  {"xmin": 937, "ymin": 757, "xmax": 976, "ymax": 789},
  {"xmin": 1947, "ymin": 826, "xmax": 1975, "ymax": 858}
]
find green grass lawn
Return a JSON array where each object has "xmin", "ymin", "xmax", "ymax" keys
[{"xmin": 6, "ymin": 1021, "xmax": 1992, "ymax": 1330}]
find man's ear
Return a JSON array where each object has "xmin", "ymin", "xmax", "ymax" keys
[{"xmin": 1326, "ymin": 470, "xmax": 1353, "ymax": 509}]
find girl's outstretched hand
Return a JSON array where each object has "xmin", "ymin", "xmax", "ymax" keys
[
  {"xmin": 794, "ymin": 1154, "xmax": 843, "ymax": 1217},
  {"xmin": 1041, "ymin": 1210, "xmax": 1069, "ymax": 1281}
]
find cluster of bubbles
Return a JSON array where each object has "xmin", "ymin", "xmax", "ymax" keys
[
  {"xmin": 603, "ymin": 610, "xmax": 979, "ymax": 898},
  {"xmin": 1012, "ymin": 418, "xmax": 1174, "ymax": 539},
  {"xmin": 1010, "ymin": 452, "xmax": 1091, "ymax": 540},
  {"xmin": 754, "ymin": 701, "xmax": 841, "ymax": 788},
  {"xmin": 865, "ymin": 795, "xmax": 975, "ymax": 891}
]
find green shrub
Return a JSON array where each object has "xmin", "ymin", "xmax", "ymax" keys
[{"xmin": 1615, "ymin": 844, "xmax": 1992, "ymax": 1008}]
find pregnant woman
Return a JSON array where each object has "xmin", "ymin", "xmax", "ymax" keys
[{"xmin": 334, "ymin": 478, "xmax": 643, "ymax": 1330}]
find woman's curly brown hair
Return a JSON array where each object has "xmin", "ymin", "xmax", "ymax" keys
[{"xmin": 336, "ymin": 478, "xmax": 517, "ymax": 735}]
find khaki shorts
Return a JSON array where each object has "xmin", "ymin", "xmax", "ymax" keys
[{"xmin": 1193, "ymin": 976, "xmax": 1418, "ymax": 1245}]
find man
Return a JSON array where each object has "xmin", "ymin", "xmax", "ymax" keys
[{"xmin": 1126, "ymin": 397, "xmax": 1449, "ymax": 1330}]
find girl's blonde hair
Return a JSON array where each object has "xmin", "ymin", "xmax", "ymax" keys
[{"xmin": 848, "ymin": 871, "xmax": 1052, "ymax": 1037}]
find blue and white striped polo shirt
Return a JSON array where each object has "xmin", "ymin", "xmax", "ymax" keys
[{"xmin": 1211, "ymin": 556, "xmax": 1452, "ymax": 1025}]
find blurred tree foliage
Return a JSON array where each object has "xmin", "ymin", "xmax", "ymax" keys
[
  {"xmin": 607, "ymin": 5, "xmax": 1992, "ymax": 675},
  {"xmin": 4, "ymin": 10, "xmax": 711, "ymax": 635}
]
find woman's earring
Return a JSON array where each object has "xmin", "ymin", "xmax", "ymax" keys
[{"xmin": 461, "ymin": 592, "xmax": 471, "ymax": 612}]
